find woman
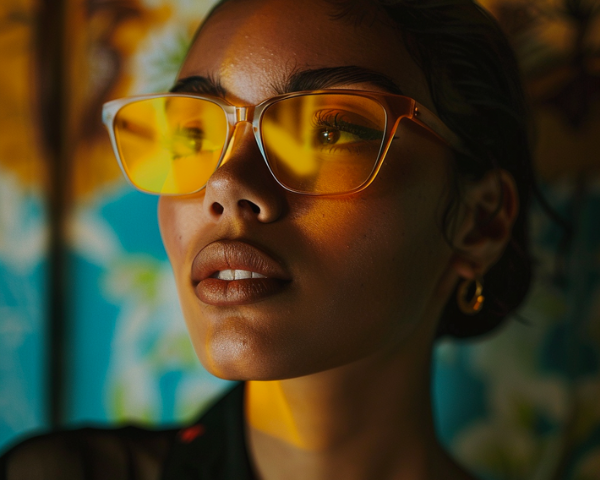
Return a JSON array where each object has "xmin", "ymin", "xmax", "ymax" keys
[{"xmin": 1, "ymin": 0, "xmax": 532, "ymax": 479}]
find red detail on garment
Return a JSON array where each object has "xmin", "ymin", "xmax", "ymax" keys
[{"xmin": 178, "ymin": 424, "xmax": 205, "ymax": 443}]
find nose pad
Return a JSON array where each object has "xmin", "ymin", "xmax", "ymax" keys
[{"xmin": 220, "ymin": 121, "xmax": 257, "ymax": 166}]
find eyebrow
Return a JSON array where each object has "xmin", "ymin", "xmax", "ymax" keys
[
  {"xmin": 275, "ymin": 66, "xmax": 404, "ymax": 95},
  {"xmin": 171, "ymin": 66, "xmax": 404, "ymax": 98},
  {"xmin": 170, "ymin": 75, "xmax": 227, "ymax": 96}
]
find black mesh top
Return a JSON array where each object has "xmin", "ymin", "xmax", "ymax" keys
[{"xmin": 0, "ymin": 383, "xmax": 255, "ymax": 480}]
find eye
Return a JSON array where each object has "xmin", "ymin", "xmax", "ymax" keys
[
  {"xmin": 169, "ymin": 126, "xmax": 205, "ymax": 159},
  {"xmin": 319, "ymin": 129, "xmax": 341, "ymax": 145},
  {"xmin": 312, "ymin": 110, "xmax": 383, "ymax": 149}
]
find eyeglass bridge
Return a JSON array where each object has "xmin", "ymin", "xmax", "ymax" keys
[{"xmin": 235, "ymin": 106, "xmax": 255, "ymax": 123}]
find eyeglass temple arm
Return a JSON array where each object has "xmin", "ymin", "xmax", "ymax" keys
[{"xmin": 411, "ymin": 102, "xmax": 467, "ymax": 155}]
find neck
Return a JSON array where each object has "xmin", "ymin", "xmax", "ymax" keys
[{"xmin": 245, "ymin": 327, "xmax": 468, "ymax": 480}]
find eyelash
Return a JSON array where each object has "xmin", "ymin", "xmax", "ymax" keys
[{"xmin": 312, "ymin": 112, "xmax": 383, "ymax": 141}]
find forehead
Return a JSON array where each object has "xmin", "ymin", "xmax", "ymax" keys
[{"xmin": 179, "ymin": 0, "xmax": 433, "ymax": 108}]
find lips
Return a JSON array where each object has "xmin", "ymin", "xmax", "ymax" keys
[{"xmin": 191, "ymin": 240, "xmax": 292, "ymax": 306}]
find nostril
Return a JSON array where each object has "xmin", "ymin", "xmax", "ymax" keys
[
  {"xmin": 239, "ymin": 199, "xmax": 261, "ymax": 214},
  {"xmin": 211, "ymin": 202, "xmax": 224, "ymax": 215}
]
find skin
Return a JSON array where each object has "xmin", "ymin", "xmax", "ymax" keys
[{"xmin": 158, "ymin": 0, "xmax": 519, "ymax": 479}]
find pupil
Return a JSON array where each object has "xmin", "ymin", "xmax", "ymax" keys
[{"xmin": 320, "ymin": 129, "xmax": 339, "ymax": 145}]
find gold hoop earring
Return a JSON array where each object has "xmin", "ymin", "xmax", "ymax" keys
[{"xmin": 457, "ymin": 278, "xmax": 485, "ymax": 315}]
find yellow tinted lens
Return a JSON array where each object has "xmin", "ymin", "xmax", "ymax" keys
[
  {"xmin": 114, "ymin": 97, "xmax": 228, "ymax": 194},
  {"xmin": 261, "ymin": 94, "xmax": 386, "ymax": 194}
]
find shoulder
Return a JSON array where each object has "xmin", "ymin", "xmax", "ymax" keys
[
  {"xmin": 0, "ymin": 384, "xmax": 247, "ymax": 480},
  {"xmin": 0, "ymin": 425, "xmax": 177, "ymax": 480}
]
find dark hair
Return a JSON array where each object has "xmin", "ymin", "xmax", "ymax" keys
[
  {"xmin": 196, "ymin": 0, "xmax": 534, "ymax": 339},
  {"xmin": 369, "ymin": 0, "xmax": 533, "ymax": 339}
]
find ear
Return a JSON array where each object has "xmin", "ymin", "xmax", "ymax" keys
[{"xmin": 450, "ymin": 169, "xmax": 519, "ymax": 280}]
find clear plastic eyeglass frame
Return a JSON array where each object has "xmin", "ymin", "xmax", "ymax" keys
[{"xmin": 102, "ymin": 89, "xmax": 464, "ymax": 196}]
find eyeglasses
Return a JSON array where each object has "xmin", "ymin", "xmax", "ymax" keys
[{"xmin": 102, "ymin": 89, "xmax": 462, "ymax": 196}]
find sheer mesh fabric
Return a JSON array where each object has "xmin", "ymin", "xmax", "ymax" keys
[
  {"xmin": 0, "ymin": 426, "xmax": 176, "ymax": 480},
  {"xmin": 0, "ymin": 384, "xmax": 253, "ymax": 480}
]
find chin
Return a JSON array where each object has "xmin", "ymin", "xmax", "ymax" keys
[
  {"xmin": 192, "ymin": 324, "xmax": 298, "ymax": 381},
  {"xmin": 193, "ymin": 326, "xmax": 352, "ymax": 382}
]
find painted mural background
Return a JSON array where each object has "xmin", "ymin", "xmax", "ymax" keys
[{"xmin": 0, "ymin": 1, "xmax": 599, "ymax": 479}]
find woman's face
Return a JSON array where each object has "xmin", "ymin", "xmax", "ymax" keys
[{"xmin": 159, "ymin": 0, "xmax": 458, "ymax": 380}]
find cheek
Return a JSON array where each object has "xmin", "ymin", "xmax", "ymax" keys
[
  {"xmin": 158, "ymin": 195, "xmax": 205, "ymax": 273},
  {"xmin": 299, "ymin": 199, "xmax": 443, "ymax": 322},
  {"xmin": 281, "ymin": 165, "xmax": 451, "ymax": 361},
  {"xmin": 158, "ymin": 197, "xmax": 183, "ymax": 267},
  {"xmin": 158, "ymin": 197, "xmax": 205, "ymax": 333}
]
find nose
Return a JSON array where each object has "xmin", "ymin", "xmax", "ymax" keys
[{"xmin": 202, "ymin": 122, "xmax": 285, "ymax": 223}]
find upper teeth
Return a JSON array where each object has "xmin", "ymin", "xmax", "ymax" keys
[{"xmin": 214, "ymin": 269, "xmax": 267, "ymax": 280}]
